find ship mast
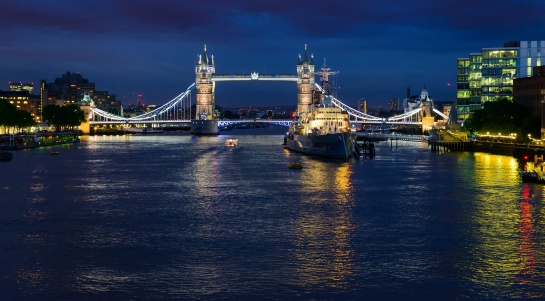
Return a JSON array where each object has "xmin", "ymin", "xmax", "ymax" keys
[{"xmin": 316, "ymin": 58, "xmax": 338, "ymax": 96}]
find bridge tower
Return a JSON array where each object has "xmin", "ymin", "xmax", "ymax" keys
[
  {"xmin": 296, "ymin": 45, "xmax": 315, "ymax": 114},
  {"xmin": 79, "ymin": 92, "xmax": 93, "ymax": 135},
  {"xmin": 419, "ymin": 89, "xmax": 435, "ymax": 133},
  {"xmin": 191, "ymin": 45, "xmax": 219, "ymax": 135}
]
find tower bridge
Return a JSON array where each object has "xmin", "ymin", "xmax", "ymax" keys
[
  {"xmin": 212, "ymin": 73, "xmax": 298, "ymax": 82},
  {"xmin": 86, "ymin": 45, "xmax": 448, "ymax": 135}
]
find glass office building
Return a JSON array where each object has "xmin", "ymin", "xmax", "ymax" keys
[{"xmin": 456, "ymin": 41, "xmax": 545, "ymax": 121}]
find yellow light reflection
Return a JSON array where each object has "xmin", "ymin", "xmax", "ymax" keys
[
  {"xmin": 192, "ymin": 137, "xmax": 222, "ymax": 199},
  {"xmin": 469, "ymin": 153, "xmax": 544, "ymax": 295},
  {"xmin": 293, "ymin": 162, "xmax": 355, "ymax": 290}
]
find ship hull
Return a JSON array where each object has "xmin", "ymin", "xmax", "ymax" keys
[
  {"xmin": 190, "ymin": 120, "xmax": 218, "ymax": 135},
  {"xmin": 286, "ymin": 132, "xmax": 355, "ymax": 159}
]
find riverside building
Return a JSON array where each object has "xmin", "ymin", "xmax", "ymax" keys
[
  {"xmin": 513, "ymin": 65, "xmax": 545, "ymax": 139},
  {"xmin": 40, "ymin": 72, "xmax": 120, "ymax": 115},
  {"xmin": 0, "ymin": 89, "xmax": 40, "ymax": 122},
  {"xmin": 456, "ymin": 40, "xmax": 545, "ymax": 121}
]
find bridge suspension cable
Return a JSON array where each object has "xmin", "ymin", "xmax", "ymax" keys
[
  {"xmin": 89, "ymin": 80, "xmax": 440, "ymax": 127},
  {"xmin": 313, "ymin": 83, "xmax": 382, "ymax": 122},
  {"xmin": 314, "ymin": 83, "xmax": 431, "ymax": 124},
  {"xmin": 91, "ymin": 83, "xmax": 195, "ymax": 124}
]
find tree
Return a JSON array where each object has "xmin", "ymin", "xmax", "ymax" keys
[
  {"xmin": 223, "ymin": 109, "xmax": 236, "ymax": 119},
  {"xmin": 62, "ymin": 104, "xmax": 86, "ymax": 131},
  {"xmin": 464, "ymin": 98, "xmax": 538, "ymax": 140},
  {"xmin": 0, "ymin": 99, "xmax": 36, "ymax": 133},
  {"xmin": 42, "ymin": 105, "xmax": 62, "ymax": 132},
  {"xmin": 42, "ymin": 104, "xmax": 86, "ymax": 132},
  {"xmin": 14, "ymin": 110, "xmax": 35, "ymax": 132}
]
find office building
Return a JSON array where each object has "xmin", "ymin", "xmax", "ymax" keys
[{"xmin": 457, "ymin": 41, "xmax": 545, "ymax": 121}]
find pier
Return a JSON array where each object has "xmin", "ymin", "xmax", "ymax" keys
[
  {"xmin": 0, "ymin": 132, "xmax": 80, "ymax": 150},
  {"xmin": 355, "ymin": 141, "xmax": 375, "ymax": 158},
  {"xmin": 428, "ymin": 141, "xmax": 471, "ymax": 152}
]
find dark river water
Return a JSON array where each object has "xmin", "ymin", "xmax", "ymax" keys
[{"xmin": 1, "ymin": 128, "xmax": 545, "ymax": 300}]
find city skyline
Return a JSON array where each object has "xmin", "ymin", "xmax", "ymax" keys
[{"xmin": 1, "ymin": 0, "xmax": 545, "ymax": 108}]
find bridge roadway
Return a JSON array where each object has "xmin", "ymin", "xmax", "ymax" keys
[
  {"xmin": 357, "ymin": 132, "xmax": 428, "ymax": 141},
  {"xmin": 90, "ymin": 119, "xmax": 425, "ymax": 126},
  {"xmin": 90, "ymin": 119, "xmax": 294, "ymax": 126}
]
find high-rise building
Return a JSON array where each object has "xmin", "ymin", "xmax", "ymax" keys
[
  {"xmin": 357, "ymin": 98, "xmax": 367, "ymax": 114},
  {"xmin": 40, "ymin": 72, "xmax": 119, "ymax": 116},
  {"xmin": 41, "ymin": 72, "xmax": 96, "ymax": 107},
  {"xmin": 456, "ymin": 41, "xmax": 545, "ymax": 121}
]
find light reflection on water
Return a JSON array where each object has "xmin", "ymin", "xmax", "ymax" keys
[
  {"xmin": 1, "ymin": 134, "xmax": 545, "ymax": 299},
  {"xmin": 293, "ymin": 162, "xmax": 356, "ymax": 290}
]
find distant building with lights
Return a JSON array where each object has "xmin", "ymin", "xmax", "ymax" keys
[
  {"xmin": 0, "ymin": 89, "xmax": 40, "ymax": 121},
  {"xmin": 40, "ymin": 72, "xmax": 120, "ymax": 115},
  {"xmin": 92, "ymin": 90, "xmax": 121, "ymax": 115},
  {"xmin": 9, "ymin": 82, "xmax": 34, "ymax": 94},
  {"xmin": 357, "ymin": 98, "xmax": 367, "ymax": 114},
  {"xmin": 403, "ymin": 88, "xmax": 432, "ymax": 112},
  {"xmin": 41, "ymin": 72, "xmax": 96, "ymax": 107},
  {"xmin": 456, "ymin": 40, "xmax": 545, "ymax": 121},
  {"xmin": 388, "ymin": 97, "xmax": 400, "ymax": 111},
  {"xmin": 513, "ymin": 65, "xmax": 545, "ymax": 139}
]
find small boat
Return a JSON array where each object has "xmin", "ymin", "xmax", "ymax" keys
[
  {"xmin": 288, "ymin": 163, "xmax": 302, "ymax": 169},
  {"xmin": 0, "ymin": 151, "xmax": 13, "ymax": 162},
  {"xmin": 522, "ymin": 171, "xmax": 545, "ymax": 184},
  {"xmin": 225, "ymin": 139, "xmax": 238, "ymax": 147},
  {"xmin": 51, "ymin": 151, "xmax": 60, "ymax": 155},
  {"xmin": 522, "ymin": 161, "xmax": 545, "ymax": 184}
]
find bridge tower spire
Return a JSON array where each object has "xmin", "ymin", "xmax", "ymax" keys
[
  {"xmin": 192, "ymin": 45, "xmax": 219, "ymax": 135},
  {"xmin": 296, "ymin": 45, "xmax": 315, "ymax": 114}
]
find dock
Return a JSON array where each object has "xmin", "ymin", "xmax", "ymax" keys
[
  {"xmin": 355, "ymin": 141, "xmax": 375, "ymax": 158},
  {"xmin": 0, "ymin": 132, "xmax": 80, "ymax": 150},
  {"xmin": 428, "ymin": 141, "xmax": 471, "ymax": 152}
]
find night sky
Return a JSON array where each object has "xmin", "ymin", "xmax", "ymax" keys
[{"xmin": 2, "ymin": 0, "xmax": 545, "ymax": 108}]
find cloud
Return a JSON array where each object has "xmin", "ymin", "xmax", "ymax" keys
[{"xmin": 1, "ymin": 0, "xmax": 545, "ymax": 107}]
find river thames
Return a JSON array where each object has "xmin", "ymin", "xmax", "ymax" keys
[{"xmin": 1, "ymin": 128, "xmax": 545, "ymax": 300}]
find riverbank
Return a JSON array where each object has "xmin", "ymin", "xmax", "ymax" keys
[
  {"xmin": 0, "ymin": 132, "xmax": 80, "ymax": 150},
  {"xmin": 428, "ymin": 139, "xmax": 545, "ymax": 161}
]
